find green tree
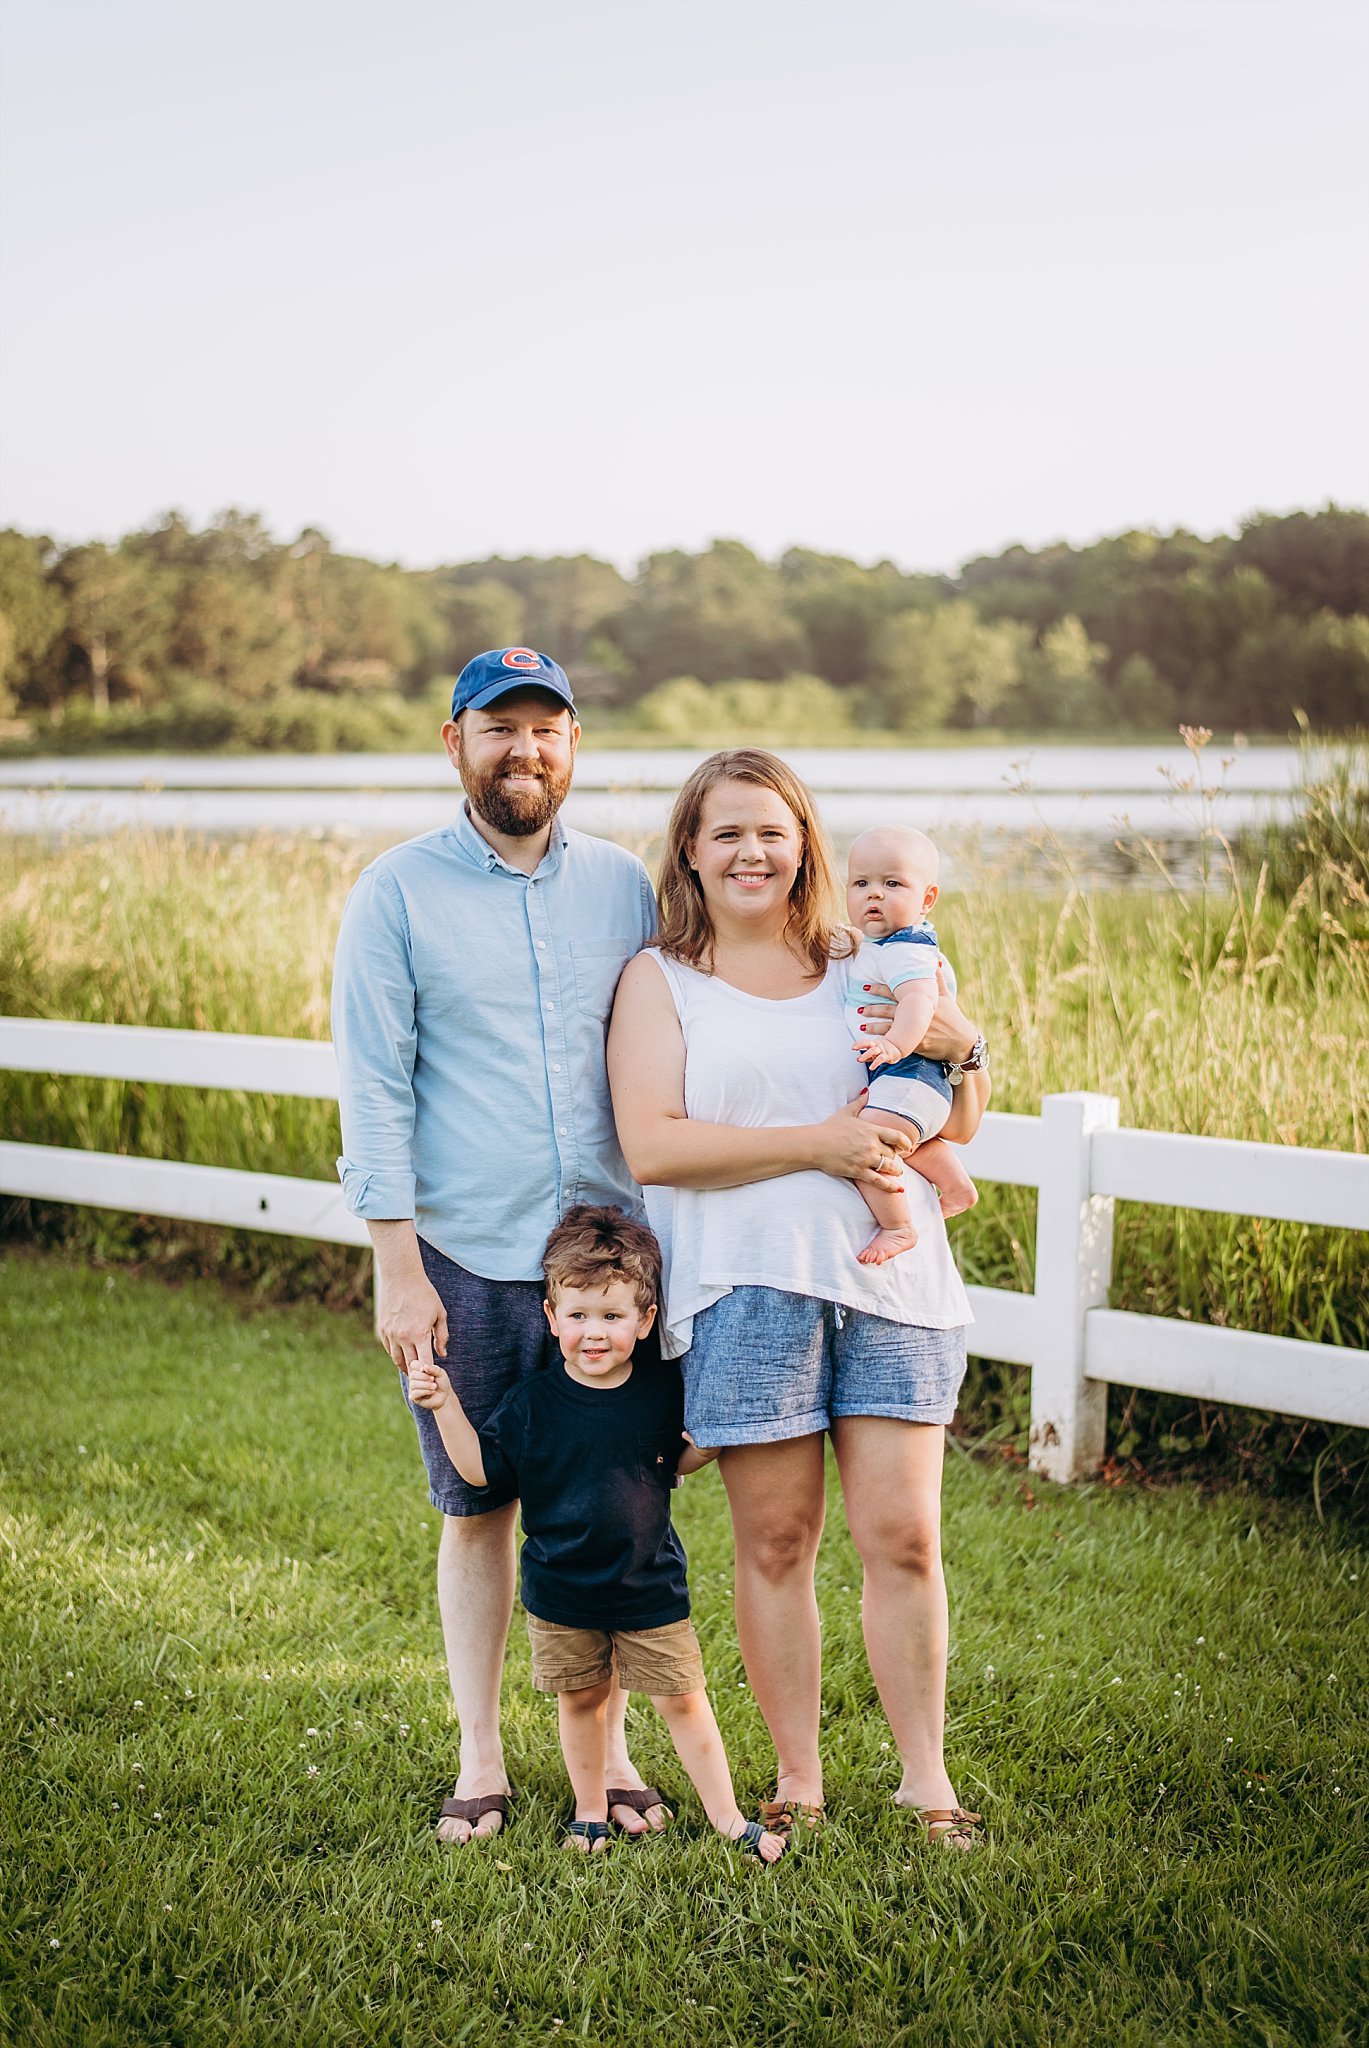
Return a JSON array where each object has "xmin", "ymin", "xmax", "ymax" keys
[
  {"xmin": 609, "ymin": 541, "xmax": 810, "ymax": 691},
  {"xmin": 57, "ymin": 545, "xmax": 175, "ymax": 713},
  {"xmin": 869, "ymin": 602, "xmax": 1023, "ymax": 732},
  {"xmin": 0, "ymin": 529, "xmax": 66, "ymax": 716}
]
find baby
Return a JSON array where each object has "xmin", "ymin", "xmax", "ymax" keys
[{"xmin": 846, "ymin": 825, "xmax": 978, "ymax": 1264}]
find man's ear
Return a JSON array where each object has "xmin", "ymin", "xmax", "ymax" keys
[
  {"xmin": 639, "ymin": 1302, "xmax": 658, "ymax": 1336},
  {"xmin": 441, "ymin": 717, "xmax": 461, "ymax": 770}
]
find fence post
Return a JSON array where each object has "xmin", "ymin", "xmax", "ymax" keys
[{"xmin": 1029, "ymin": 1090, "xmax": 1119, "ymax": 1483}]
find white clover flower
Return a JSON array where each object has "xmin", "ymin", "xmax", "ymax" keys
[
  {"xmin": 49, "ymin": 1938, "xmax": 60, "ymax": 1948},
  {"xmin": 431, "ymin": 1918, "xmax": 443, "ymax": 1933},
  {"xmin": 306, "ymin": 1728, "xmax": 319, "ymax": 1738},
  {"xmin": 307, "ymin": 1765, "xmax": 320, "ymax": 1778}
]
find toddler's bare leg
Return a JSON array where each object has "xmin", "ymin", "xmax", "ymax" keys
[
  {"xmin": 651, "ymin": 1689, "xmax": 786, "ymax": 1865},
  {"xmin": 909, "ymin": 1137, "xmax": 978, "ymax": 1219},
  {"xmin": 558, "ymin": 1679, "xmax": 612, "ymax": 1850},
  {"xmin": 856, "ymin": 1106, "xmax": 919, "ymax": 1265}
]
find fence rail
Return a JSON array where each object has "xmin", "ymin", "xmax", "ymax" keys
[{"xmin": 2, "ymin": 1016, "xmax": 1365, "ymax": 1479}]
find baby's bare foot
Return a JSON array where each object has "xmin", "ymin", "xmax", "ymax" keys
[
  {"xmin": 857, "ymin": 1224, "xmax": 919, "ymax": 1265},
  {"xmin": 938, "ymin": 1180, "xmax": 978, "ymax": 1219}
]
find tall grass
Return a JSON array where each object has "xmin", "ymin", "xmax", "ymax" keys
[{"xmin": 2, "ymin": 741, "xmax": 1365, "ymax": 1492}]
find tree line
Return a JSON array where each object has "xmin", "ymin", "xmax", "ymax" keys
[{"xmin": 0, "ymin": 505, "xmax": 1365, "ymax": 749}]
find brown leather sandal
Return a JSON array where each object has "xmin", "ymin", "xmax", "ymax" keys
[
  {"xmin": 436, "ymin": 1792, "xmax": 511, "ymax": 1841},
  {"xmin": 606, "ymin": 1785, "xmax": 674, "ymax": 1832},
  {"xmin": 758, "ymin": 1796, "xmax": 825, "ymax": 1840},
  {"xmin": 910, "ymin": 1804, "xmax": 981, "ymax": 1848}
]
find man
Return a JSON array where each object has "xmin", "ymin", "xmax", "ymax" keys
[{"xmin": 332, "ymin": 646, "xmax": 664, "ymax": 1844}]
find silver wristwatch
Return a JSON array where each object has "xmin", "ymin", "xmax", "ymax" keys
[{"xmin": 945, "ymin": 1034, "xmax": 990, "ymax": 1087}]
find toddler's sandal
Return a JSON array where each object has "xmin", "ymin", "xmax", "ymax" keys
[
  {"xmin": 729, "ymin": 1820, "xmax": 788, "ymax": 1866},
  {"xmin": 564, "ymin": 1820, "xmax": 612, "ymax": 1854}
]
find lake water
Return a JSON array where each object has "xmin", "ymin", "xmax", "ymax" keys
[{"xmin": 0, "ymin": 742, "xmax": 1324, "ymax": 888}]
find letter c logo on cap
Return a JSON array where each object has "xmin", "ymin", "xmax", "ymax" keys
[{"xmin": 501, "ymin": 647, "xmax": 540, "ymax": 670}]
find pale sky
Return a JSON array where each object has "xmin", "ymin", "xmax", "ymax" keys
[{"xmin": 1, "ymin": 0, "xmax": 1366, "ymax": 573}]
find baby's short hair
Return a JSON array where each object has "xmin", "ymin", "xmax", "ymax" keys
[{"xmin": 542, "ymin": 1204, "xmax": 662, "ymax": 1312}]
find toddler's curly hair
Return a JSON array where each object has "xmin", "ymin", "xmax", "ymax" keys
[{"xmin": 542, "ymin": 1204, "xmax": 662, "ymax": 1312}]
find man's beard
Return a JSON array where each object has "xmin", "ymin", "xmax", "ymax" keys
[{"xmin": 458, "ymin": 739, "xmax": 572, "ymax": 837}]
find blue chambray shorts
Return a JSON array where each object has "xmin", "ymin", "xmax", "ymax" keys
[
  {"xmin": 678, "ymin": 1285, "xmax": 968, "ymax": 1447},
  {"xmin": 399, "ymin": 1240, "xmax": 555, "ymax": 1517}
]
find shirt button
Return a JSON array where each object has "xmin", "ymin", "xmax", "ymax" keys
[
  {"xmin": 536, "ymin": 940, "xmax": 546, "ymax": 950},
  {"xmin": 558, "ymin": 1125, "xmax": 568, "ymax": 1135},
  {"xmin": 552, "ymin": 1063, "xmax": 562, "ymax": 1072},
  {"xmin": 544, "ymin": 1001, "xmax": 554, "ymax": 1011}
]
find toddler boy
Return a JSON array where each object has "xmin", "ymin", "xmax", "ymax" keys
[
  {"xmin": 846, "ymin": 825, "xmax": 979, "ymax": 1264},
  {"xmin": 408, "ymin": 1203, "xmax": 787, "ymax": 1864}
]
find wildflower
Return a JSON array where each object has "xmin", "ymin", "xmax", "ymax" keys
[
  {"xmin": 431, "ymin": 1919, "xmax": 443, "ymax": 1933},
  {"xmin": 134, "ymin": 1700, "xmax": 144, "ymax": 1709},
  {"xmin": 78, "ymin": 1445, "xmax": 87, "ymax": 1455},
  {"xmin": 164, "ymin": 1905, "xmax": 172, "ymax": 1913},
  {"xmin": 1195, "ymin": 1636, "xmax": 1205, "ymax": 1645},
  {"xmin": 1109, "ymin": 1677, "xmax": 1122, "ymax": 1685},
  {"xmin": 984, "ymin": 1665, "xmax": 995, "ymax": 1680},
  {"xmin": 152, "ymin": 1810, "xmax": 162, "ymax": 1820},
  {"xmin": 307, "ymin": 1765, "xmax": 320, "ymax": 1778},
  {"xmin": 49, "ymin": 1938, "xmax": 60, "ymax": 1948},
  {"xmin": 880, "ymin": 1742, "xmax": 890, "ymax": 1751},
  {"xmin": 306, "ymin": 1727, "xmax": 319, "ymax": 1737}
]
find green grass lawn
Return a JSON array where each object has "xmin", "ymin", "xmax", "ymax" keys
[{"xmin": 2, "ymin": 1255, "xmax": 1365, "ymax": 2048}]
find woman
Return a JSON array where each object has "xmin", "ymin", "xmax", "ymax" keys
[{"xmin": 607, "ymin": 750, "xmax": 990, "ymax": 1846}]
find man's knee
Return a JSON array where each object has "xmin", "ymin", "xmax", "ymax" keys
[{"xmin": 441, "ymin": 1502, "xmax": 518, "ymax": 1542}]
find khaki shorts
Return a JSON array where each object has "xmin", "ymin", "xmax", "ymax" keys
[{"xmin": 527, "ymin": 1614, "xmax": 706, "ymax": 1697}]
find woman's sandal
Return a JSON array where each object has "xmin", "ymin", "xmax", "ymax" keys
[
  {"xmin": 910, "ymin": 1805, "xmax": 982, "ymax": 1849},
  {"xmin": 730, "ymin": 1820, "xmax": 788, "ymax": 1865},
  {"xmin": 564, "ymin": 1820, "xmax": 613, "ymax": 1854},
  {"xmin": 605, "ymin": 1785, "xmax": 674, "ymax": 1835},
  {"xmin": 758, "ymin": 1796, "xmax": 825, "ymax": 1841}
]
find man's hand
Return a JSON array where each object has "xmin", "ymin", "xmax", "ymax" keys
[
  {"xmin": 377, "ymin": 1270, "xmax": 449, "ymax": 1372},
  {"xmin": 808, "ymin": 1097, "xmax": 911, "ymax": 1188}
]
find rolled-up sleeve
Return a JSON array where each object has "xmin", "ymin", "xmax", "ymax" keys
[{"xmin": 332, "ymin": 868, "xmax": 420, "ymax": 1220}]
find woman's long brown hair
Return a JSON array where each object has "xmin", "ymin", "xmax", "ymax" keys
[{"xmin": 656, "ymin": 749, "xmax": 850, "ymax": 977}]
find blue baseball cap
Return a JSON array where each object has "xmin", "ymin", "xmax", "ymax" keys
[{"xmin": 450, "ymin": 647, "xmax": 576, "ymax": 721}]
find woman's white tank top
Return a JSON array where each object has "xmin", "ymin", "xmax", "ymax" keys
[{"xmin": 642, "ymin": 950, "xmax": 974, "ymax": 1357}]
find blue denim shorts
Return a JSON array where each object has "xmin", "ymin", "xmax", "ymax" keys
[
  {"xmin": 400, "ymin": 1240, "xmax": 556, "ymax": 1517},
  {"xmin": 678, "ymin": 1285, "xmax": 967, "ymax": 1446}
]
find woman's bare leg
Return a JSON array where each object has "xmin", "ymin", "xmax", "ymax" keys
[
  {"xmin": 719, "ymin": 1434, "xmax": 828, "ymax": 1808},
  {"xmin": 829, "ymin": 1417, "xmax": 963, "ymax": 1818}
]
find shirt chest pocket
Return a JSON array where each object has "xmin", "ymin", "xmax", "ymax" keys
[
  {"xmin": 570, "ymin": 939, "xmax": 633, "ymax": 1025},
  {"xmin": 636, "ymin": 1432, "xmax": 678, "ymax": 1487}
]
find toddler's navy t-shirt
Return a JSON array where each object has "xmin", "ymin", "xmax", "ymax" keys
[{"xmin": 476, "ymin": 1358, "xmax": 689, "ymax": 1631}]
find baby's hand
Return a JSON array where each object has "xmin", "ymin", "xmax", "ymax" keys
[
  {"xmin": 408, "ymin": 1361, "xmax": 453, "ymax": 1411},
  {"xmin": 855, "ymin": 1037, "xmax": 904, "ymax": 1070}
]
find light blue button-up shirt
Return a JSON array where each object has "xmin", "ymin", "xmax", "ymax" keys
[{"xmin": 332, "ymin": 803, "xmax": 657, "ymax": 1281}]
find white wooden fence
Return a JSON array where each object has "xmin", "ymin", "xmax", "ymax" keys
[{"xmin": 2, "ymin": 1016, "xmax": 1365, "ymax": 1481}]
